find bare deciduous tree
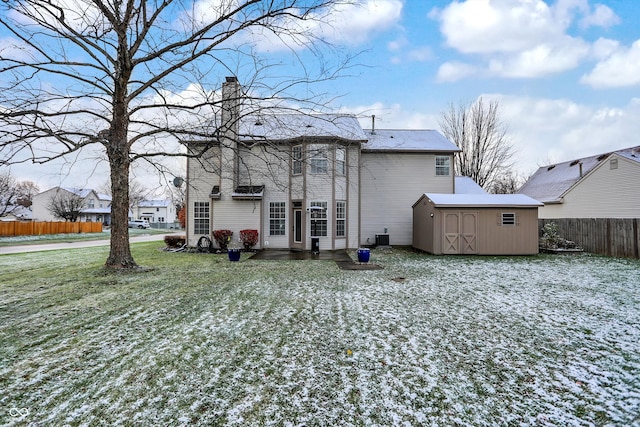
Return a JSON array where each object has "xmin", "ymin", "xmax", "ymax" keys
[
  {"xmin": 47, "ymin": 191, "xmax": 86, "ymax": 222},
  {"xmin": 0, "ymin": 171, "xmax": 39, "ymax": 216},
  {"xmin": 439, "ymin": 98, "xmax": 515, "ymax": 190},
  {"xmin": 489, "ymin": 170, "xmax": 524, "ymax": 194},
  {"xmin": 0, "ymin": 0, "xmax": 352, "ymax": 269}
]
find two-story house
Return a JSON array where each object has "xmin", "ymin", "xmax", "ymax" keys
[
  {"xmin": 185, "ymin": 77, "xmax": 460, "ymax": 250},
  {"xmin": 32, "ymin": 187, "xmax": 112, "ymax": 224},
  {"xmin": 132, "ymin": 200, "xmax": 177, "ymax": 226}
]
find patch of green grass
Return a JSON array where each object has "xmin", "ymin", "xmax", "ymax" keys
[{"xmin": 1, "ymin": 245, "xmax": 639, "ymax": 426}]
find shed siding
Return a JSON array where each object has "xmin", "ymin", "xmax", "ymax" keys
[
  {"xmin": 540, "ymin": 155, "xmax": 640, "ymax": 219},
  {"xmin": 413, "ymin": 198, "xmax": 539, "ymax": 255},
  {"xmin": 361, "ymin": 153, "xmax": 454, "ymax": 246}
]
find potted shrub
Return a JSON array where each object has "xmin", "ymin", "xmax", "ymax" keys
[
  {"xmin": 239, "ymin": 229, "xmax": 259, "ymax": 251},
  {"xmin": 213, "ymin": 229, "xmax": 233, "ymax": 251},
  {"xmin": 357, "ymin": 247, "xmax": 370, "ymax": 263}
]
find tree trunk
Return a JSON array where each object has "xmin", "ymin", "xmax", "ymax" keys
[{"xmin": 105, "ymin": 143, "xmax": 137, "ymax": 269}]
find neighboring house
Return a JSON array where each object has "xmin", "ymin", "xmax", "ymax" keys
[
  {"xmin": 412, "ymin": 193, "xmax": 542, "ymax": 255},
  {"xmin": 518, "ymin": 146, "xmax": 640, "ymax": 219},
  {"xmin": 32, "ymin": 187, "xmax": 112, "ymax": 224},
  {"xmin": 185, "ymin": 77, "xmax": 460, "ymax": 250},
  {"xmin": 0, "ymin": 205, "xmax": 32, "ymax": 221},
  {"xmin": 133, "ymin": 200, "xmax": 177, "ymax": 225}
]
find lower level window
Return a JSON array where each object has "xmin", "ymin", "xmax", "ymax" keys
[
  {"xmin": 336, "ymin": 201, "xmax": 346, "ymax": 237},
  {"xmin": 310, "ymin": 201, "xmax": 327, "ymax": 237},
  {"xmin": 269, "ymin": 202, "xmax": 286, "ymax": 236},
  {"xmin": 194, "ymin": 201, "xmax": 210, "ymax": 234}
]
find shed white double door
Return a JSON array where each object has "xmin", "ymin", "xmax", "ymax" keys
[{"xmin": 443, "ymin": 211, "xmax": 477, "ymax": 254}]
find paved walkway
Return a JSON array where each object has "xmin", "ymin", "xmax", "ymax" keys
[
  {"xmin": 250, "ymin": 249, "xmax": 383, "ymax": 270},
  {"xmin": 0, "ymin": 233, "xmax": 179, "ymax": 255}
]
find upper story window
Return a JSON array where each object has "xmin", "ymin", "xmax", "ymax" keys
[
  {"xmin": 87, "ymin": 198, "xmax": 95, "ymax": 208},
  {"xmin": 310, "ymin": 146, "xmax": 328, "ymax": 174},
  {"xmin": 292, "ymin": 145, "xmax": 303, "ymax": 175},
  {"xmin": 336, "ymin": 147, "xmax": 346, "ymax": 175},
  {"xmin": 435, "ymin": 155, "xmax": 451, "ymax": 176}
]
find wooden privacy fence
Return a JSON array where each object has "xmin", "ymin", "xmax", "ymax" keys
[
  {"xmin": 0, "ymin": 221, "xmax": 103, "ymax": 237},
  {"xmin": 539, "ymin": 218, "xmax": 640, "ymax": 259}
]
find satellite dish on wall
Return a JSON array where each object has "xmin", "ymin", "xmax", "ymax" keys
[{"xmin": 173, "ymin": 177, "xmax": 184, "ymax": 187}]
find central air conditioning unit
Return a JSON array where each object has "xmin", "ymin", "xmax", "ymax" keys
[{"xmin": 375, "ymin": 234, "xmax": 390, "ymax": 247}]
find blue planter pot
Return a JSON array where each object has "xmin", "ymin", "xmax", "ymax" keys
[
  {"xmin": 228, "ymin": 249, "xmax": 241, "ymax": 262},
  {"xmin": 357, "ymin": 248, "xmax": 370, "ymax": 263}
]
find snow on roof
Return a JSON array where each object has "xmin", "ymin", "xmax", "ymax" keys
[
  {"xmin": 518, "ymin": 145, "xmax": 640, "ymax": 203},
  {"xmin": 361, "ymin": 129, "xmax": 460, "ymax": 152},
  {"xmin": 61, "ymin": 187, "xmax": 93, "ymax": 198},
  {"xmin": 240, "ymin": 114, "xmax": 367, "ymax": 143},
  {"xmin": 455, "ymin": 176, "xmax": 487, "ymax": 194},
  {"xmin": 423, "ymin": 193, "xmax": 543, "ymax": 208},
  {"xmin": 137, "ymin": 199, "xmax": 171, "ymax": 207}
]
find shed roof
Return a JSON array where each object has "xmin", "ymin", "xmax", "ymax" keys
[
  {"xmin": 361, "ymin": 129, "xmax": 460, "ymax": 152},
  {"xmin": 420, "ymin": 193, "xmax": 542, "ymax": 208},
  {"xmin": 518, "ymin": 145, "xmax": 640, "ymax": 203},
  {"xmin": 240, "ymin": 114, "xmax": 367, "ymax": 143}
]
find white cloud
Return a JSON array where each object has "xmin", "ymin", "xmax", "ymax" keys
[
  {"xmin": 436, "ymin": 61, "xmax": 479, "ymax": 82},
  {"xmin": 580, "ymin": 3, "xmax": 620, "ymax": 28},
  {"xmin": 493, "ymin": 94, "xmax": 640, "ymax": 174},
  {"xmin": 430, "ymin": 0, "xmax": 620, "ymax": 80},
  {"xmin": 435, "ymin": 0, "xmax": 562, "ymax": 54},
  {"xmin": 249, "ymin": 0, "xmax": 403, "ymax": 52},
  {"xmin": 489, "ymin": 38, "xmax": 590, "ymax": 78},
  {"xmin": 581, "ymin": 40, "xmax": 640, "ymax": 88},
  {"xmin": 342, "ymin": 94, "xmax": 640, "ymax": 178}
]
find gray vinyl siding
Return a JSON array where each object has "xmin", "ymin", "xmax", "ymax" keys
[
  {"xmin": 186, "ymin": 146, "xmax": 220, "ymax": 246},
  {"xmin": 540, "ymin": 155, "xmax": 640, "ymax": 219},
  {"xmin": 360, "ymin": 152, "xmax": 454, "ymax": 246}
]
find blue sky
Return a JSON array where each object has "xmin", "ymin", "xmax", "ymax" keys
[
  {"xmin": 3, "ymin": 0, "xmax": 640, "ymax": 190},
  {"xmin": 326, "ymin": 0, "xmax": 640, "ymax": 178}
]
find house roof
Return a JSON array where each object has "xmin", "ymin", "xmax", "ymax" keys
[
  {"xmin": 361, "ymin": 129, "xmax": 460, "ymax": 153},
  {"xmin": 138, "ymin": 199, "xmax": 171, "ymax": 208},
  {"xmin": 455, "ymin": 176, "xmax": 487, "ymax": 194},
  {"xmin": 61, "ymin": 187, "xmax": 94, "ymax": 198},
  {"xmin": 240, "ymin": 114, "xmax": 367, "ymax": 143},
  {"xmin": 419, "ymin": 193, "xmax": 543, "ymax": 208},
  {"xmin": 518, "ymin": 145, "xmax": 640, "ymax": 203}
]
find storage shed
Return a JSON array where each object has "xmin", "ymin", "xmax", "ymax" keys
[{"xmin": 412, "ymin": 193, "xmax": 543, "ymax": 255}]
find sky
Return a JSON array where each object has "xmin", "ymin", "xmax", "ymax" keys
[{"xmin": 3, "ymin": 0, "xmax": 640, "ymax": 191}]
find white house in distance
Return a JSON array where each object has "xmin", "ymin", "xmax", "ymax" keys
[
  {"xmin": 32, "ymin": 187, "xmax": 112, "ymax": 224},
  {"xmin": 132, "ymin": 199, "xmax": 177, "ymax": 225},
  {"xmin": 185, "ymin": 77, "xmax": 461, "ymax": 250},
  {"xmin": 518, "ymin": 145, "xmax": 640, "ymax": 219}
]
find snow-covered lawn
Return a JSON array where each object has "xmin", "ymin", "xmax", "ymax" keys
[{"xmin": 1, "ymin": 246, "xmax": 638, "ymax": 426}]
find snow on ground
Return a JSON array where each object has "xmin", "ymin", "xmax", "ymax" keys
[{"xmin": 0, "ymin": 249, "xmax": 639, "ymax": 426}]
